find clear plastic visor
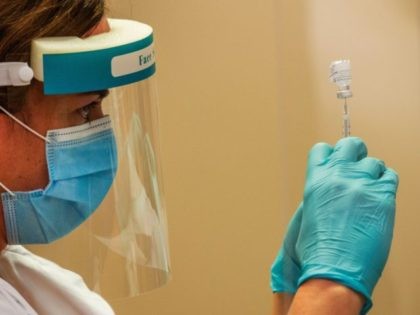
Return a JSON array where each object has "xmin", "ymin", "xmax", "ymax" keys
[{"xmin": 28, "ymin": 76, "xmax": 171, "ymax": 300}]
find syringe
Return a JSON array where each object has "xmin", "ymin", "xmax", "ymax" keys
[{"xmin": 329, "ymin": 60, "xmax": 352, "ymax": 137}]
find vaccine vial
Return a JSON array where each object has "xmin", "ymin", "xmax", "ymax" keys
[
  {"xmin": 330, "ymin": 60, "xmax": 352, "ymax": 99},
  {"xmin": 330, "ymin": 60, "xmax": 352, "ymax": 137}
]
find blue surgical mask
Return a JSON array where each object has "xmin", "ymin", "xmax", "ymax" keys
[{"xmin": 1, "ymin": 116, "xmax": 118, "ymax": 244}]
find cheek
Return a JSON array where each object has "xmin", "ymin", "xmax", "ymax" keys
[
  {"xmin": 25, "ymin": 102, "xmax": 89, "ymax": 133},
  {"xmin": 11, "ymin": 135, "xmax": 49, "ymax": 191},
  {"xmin": 28, "ymin": 142, "xmax": 50, "ymax": 189},
  {"xmin": 48, "ymin": 111, "xmax": 88, "ymax": 130},
  {"xmin": 25, "ymin": 86, "xmax": 97, "ymax": 132}
]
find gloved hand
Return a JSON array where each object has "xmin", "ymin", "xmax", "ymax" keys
[
  {"xmin": 270, "ymin": 203, "xmax": 302, "ymax": 293},
  {"xmin": 296, "ymin": 137, "xmax": 399, "ymax": 314}
]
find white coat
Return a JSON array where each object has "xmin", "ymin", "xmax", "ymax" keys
[{"xmin": 0, "ymin": 245, "xmax": 115, "ymax": 315}]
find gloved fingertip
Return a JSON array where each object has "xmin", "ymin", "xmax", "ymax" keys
[
  {"xmin": 308, "ymin": 142, "xmax": 334, "ymax": 167},
  {"xmin": 332, "ymin": 137, "xmax": 368, "ymax": 162},
  {"xmin": 357, "ymin": 157, "xmax": 386, "ymax": 179},
  {"xmin": 380, "ymin": 168, "xmax": 399, "ymax": 187}
]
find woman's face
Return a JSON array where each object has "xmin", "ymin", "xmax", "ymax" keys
[
  {"xmin": 25, "ymin": 16, "xmax": 111, "ymax": 130},
  {"xmin": 0, "ymin": 17, "xmax": 111, "ymax": 192}
]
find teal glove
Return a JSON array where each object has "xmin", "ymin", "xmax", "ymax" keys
[
  {"xmin": 296, "ymin": 137, "xmax": 398, "ymax": 314},
  {"xmin": 270, "ymin": 204, "xmax": 302, "ymax": 293}
]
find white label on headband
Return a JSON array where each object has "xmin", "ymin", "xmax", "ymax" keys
[{"xmin": 111, "ymin": 44, "xmax": 155, "ymax": 78}]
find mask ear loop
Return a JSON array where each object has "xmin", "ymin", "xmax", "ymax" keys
[
  {"xmin": 0, "ymin": 105, "xmax": 52, "ymax": 196},
  {"xmin": 0, "ymin": 105, "xmax": 50, "ymax": 143},
  {"xmin": 0, "ymin": 182, "xmax": 14, "ymax": 196}
]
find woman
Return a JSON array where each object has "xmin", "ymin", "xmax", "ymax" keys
[{"xmin": 0, "ymin": 1, "xmax": 115, "ymax": 313}]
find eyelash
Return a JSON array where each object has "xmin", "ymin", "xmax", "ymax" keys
[{"xmin": 78, "ymin": 103, "xmax": 97, "ymax": 120}]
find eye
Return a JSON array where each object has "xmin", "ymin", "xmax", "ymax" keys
[
  {"xmin": 76, "ymin": 90, "xmax": 108, "ymax": 121},
  {"xmin": 78, "ymin": 102, "xmax": 99, "ymax": 120}
]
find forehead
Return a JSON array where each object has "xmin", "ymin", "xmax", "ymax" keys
[{"xmin": 83, "ymin": 17, "xmax": 111, "ymax": 38}]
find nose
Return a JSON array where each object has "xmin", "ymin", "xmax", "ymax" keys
[{"xmin": 88, "ymin": 103, "xmax": 105, "ymax": 121}]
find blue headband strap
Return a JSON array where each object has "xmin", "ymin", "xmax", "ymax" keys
[{"xmin": 42, "ymin": 34, "xmax": 155, "ymax": 95}]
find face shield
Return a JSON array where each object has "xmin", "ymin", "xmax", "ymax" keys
[{"xmin": 0, "ymin": 19, "xmax": 170, "ymax": 299}]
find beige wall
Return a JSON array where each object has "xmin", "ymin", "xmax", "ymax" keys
[
  {"xmin": 30, "ymin": 1, "xmax": 420, "ymax": 314},
  {"xmin": 107, "ymin": 1, "xmax": 286, "ymax": 314},
  {"xmin": 107, "ymin": 0, "xmax": 420, "ymax": 314},
  {"xmin": 275, "ymin": 1, "xmax": 420, "ymax": 313}
]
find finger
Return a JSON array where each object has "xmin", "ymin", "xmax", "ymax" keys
[
  {"xmin": 378, "ymin": 168, "xmax": 399, "ymax": 192},
  {"xmin": 331, "ymin": 137, "xmax": 368, "ymax": 162},
  {"xmin": 271, "ymin": 203, "xmax": 303, "ymax": 293},
  {"xmin": 357, "ymin": 157, "xmax": 386, "ymax": 179},
  {"xmin": 283, "ymin": 203, "xmax": 303, "ymax": 247},
  {"xmin": 307, "ymin": 143, "xmax": 334, "ymax": 168}
]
